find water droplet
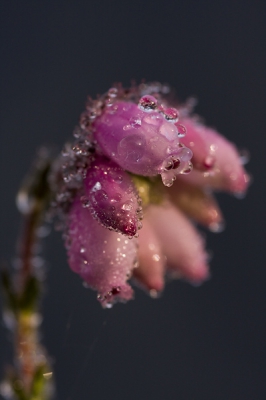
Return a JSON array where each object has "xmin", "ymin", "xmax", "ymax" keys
[
  {"xmin": 80, "ymin": 247, "xmax": 85, "ymax": 253},
  {"xmin": 122, "ymin": 201, "xmax": 133, "ymax": 211},
  {"xmin": 79, "ymin": 111, "xmax": 91, "ymax": 129},
  {"xmin": 0, "ymin": 381, "xmax": 13, "ymax": 399},
  {"xmin": 36, "ymin": 225, "xmax": 51, "ymax": 238},
  {"xmin": 180, "ymin": 162, "xmax": 193, "ymax": 174},
  {"xmin": 149, "ymin": 289, "xmax": 159, "ymax": 298},
  {"xmin": 138, "ymin": 95, "xmax": 158, "ymax": 112},
  {"xmin": 172, "ymin": 159, "xmax": 181, "ymax": 169},
  {"xmin": 110, "ymin": 286, "xmax": 121, "ymax": 295},
  {"xmin": 80, "ymin": 196, "xmax": 90, "ymax": 208},
  {"xmin": 163, "ymin": 107, "xmax": 179, "ymax": 123},
  {"xmin": 108, "ymin": 87, "xmax": 118, "ymax": 98},
  {"xmin": 176, "ymin": 123, "xmax": 187, "ymax": 138},
  {"xmin": 164, "ymin": 159, "xmax": 174, "ymax": 171},
  {"xmin": 161, "ymin": 175, "xmax": 175, "ymax": 187},
  {"xmin": 117, "ymin": 134, "xmax": 146, "ymax": 163},
  {"xmin": 129, "ymin": 116, "xmax": 142, "ymax": 128},
  {"xmin": 97, "ymin": 294, "xmax": 105, "ymax": 302},
  {"xmin": 123, "ymin": 124, "xmax": 132, "ymax": 131},
  {"xmin": 238, "ymin": 149, "xmax": 250, "ymax": 165},
  {"xmin": 233, "ymin": 191, "xmax": 246, "ymax": 199},
  {"xmin": 110, "ymin": 193, "xmax": 122, "ymax": 203},
  {"xmin": 208, "ymin": 221, "xmax": 225, "ymax": 233},
  {"xmin": 203, "ymin": 155, "xmax": 215, "ymax": 169},
  {"xmin": 179, "ymin": 147, "xmax": 193, "ymax": 162}
]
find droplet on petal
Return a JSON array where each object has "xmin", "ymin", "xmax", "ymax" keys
[
  {"xmin": 169, "ymin": 180, "xmax": 224, "ymax": 230},
  {"xmin": 138, "ymin": 95, "xmax": 158, "ymax": 112},
  {"xmin": 133, "ymin": 218, "xmax": 165, "ymax": 294},
  {"xmin": 93, "ymin": 100, "xmax": 193, "ymax": 177},
  {"xmin": 66, "ymin": 197, "xmax": 138, "ymax": 307},
  {"xmin": 163, "ymin": 107, "xmax": 179, "ymax": 123},
  {"xmin": 146, "ymin": 202, "xmax": 210, "ymax": 284},
  {"xmin": 84, "ymin": 156, "xmax": 141, "ymax": 237}
]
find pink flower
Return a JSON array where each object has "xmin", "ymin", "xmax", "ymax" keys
[{"xmin": 55, "ymin": 83, "xmax": 249, "ymax": 307}]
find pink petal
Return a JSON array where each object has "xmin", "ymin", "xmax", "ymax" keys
[
  {"xmin": 168, "ymin": 180, "xmax": 224, "ymax": 232},
  {"xmin": 66, "ymin": 196, "xmax": 138, "ymax": 307},
  {"xmin": 93, "ymin": 101, "xmax": 192, "ymax": 184},
  {"xmin": 179, "ymin": 117, "xmax": 249, "ymax": 194},
  {"xmin": 146, "ymin": 202, "xmax": 210, "ymax": 284},
  {"xmin": 83, "ymin": 156, "xmax": 141, "ymax": 237},
  {"xmin": 133, "ymin": 218, "xmax": 165, "ymax": 295},
  {"xmin": 179, "ymin": 117, "xmax": 216, "ymax": 171}
]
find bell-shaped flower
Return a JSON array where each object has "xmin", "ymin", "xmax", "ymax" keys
[
  {"xmin": 55, "ymin": 83, "xmax": 250, "ymax": 307},
  {"xmin": 82, "ymin": 156, "xmax": 142, "ymax": 237},
  {"xmin": 93, "ymin": 98, "xmax": 193, "ymax": 187},
  {"xmin": 66, "ymin": 196, "xmax": 138, "ymax": 307}
]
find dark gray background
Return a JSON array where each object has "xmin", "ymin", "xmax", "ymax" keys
[{"xmin": 1, "ymin": 1, "xmax": 265, "ymax": 399}]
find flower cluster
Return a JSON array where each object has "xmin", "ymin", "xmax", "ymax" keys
[{"xmin": 52, "ymin": 82, "xmax": 249, "ymax": 307}]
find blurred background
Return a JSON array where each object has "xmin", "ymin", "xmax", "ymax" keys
[{"xmin": 0, "ymin": 1, "xmax": 265, "ymax": 399}]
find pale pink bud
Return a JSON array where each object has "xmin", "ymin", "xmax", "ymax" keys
[
  {"xmin": 66, "ymin": 196, "xmax": 138, "ymax": 307},
  {"xmin": 133, "ymin": 218, "xmax": 165, "ymax": 295},
  {"xmin": 178, "ymin": 117, "xmax": 249, "ymax": 195},
  {"xmin": 146, "ymin": 202, "xmax": 210, "ymax": 284}
]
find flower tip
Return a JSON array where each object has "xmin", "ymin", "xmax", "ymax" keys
[
  {"xmin": 97, "ymin": 284, "xmax": 134, "ymax": 308},
  {"xmin": 187, "ymin": 264, "xmax": 211, "ymax": 286},
  {"xmin": 208, "ymin": 220, "xmax": 225, "ymax": 233}
]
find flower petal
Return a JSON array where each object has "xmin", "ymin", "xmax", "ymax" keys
[
  {"xmin": 179, "ymin": 118, "xmax": 249, "ymax": 194},
  {"xmin": 83, "ymin": 156, "xmax": 141, "ymax": 237},
  {"xmin": 168, "ymin": 180, "xmax": 224, "ymax": 232},
  {"xmin": 93, "ymin": 101, "xmax": 192, "ymax": 182},
  {"xmin": 133, "ymin": 218, "xmax": 165, "ymax": 295},
  {"xmin": 178, "ymin": 117, "xmax": 216, "ymax": 171},
  {"xmin": 146, "ymin": 202, "xmax": 210, "ymax": 284},
  {"xmin": 66, "ymin": 197, "xmax": 138, "ymax": 307}
]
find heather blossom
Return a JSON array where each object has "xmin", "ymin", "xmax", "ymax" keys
[{"xmin": 53, "ymin": 82, "xmax": 249, "ymax": 308}]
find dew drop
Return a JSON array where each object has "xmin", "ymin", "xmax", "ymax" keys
[
  {"xmin": 80, "ymin": 196, "xmax": 90, "ymax": 208},
  {"xmin": 233, "ymin": 191, "xmax": 246, "ymax": 199},
  {"xmin": 180, "ymin": 162, "xmax": 193, "ymax": 174},
  {"xmin": 129, "ymin": 116, "xmax": 142, "ymax": 128},
  {"xmin": 110, "ymin": 193, "xmax": 122, "ymax": 203},
  {"xmin": 149, "ymin": 289, "xmax": 159, "ymax": 298},
  {"xmin": 238, "ymin": 149, "xmax": 250, "ymax": 165},
  {"xmin": 164, "ymin": 159, "xmax": 174, "ymax": 171},
  {"xmin": 172, "ymin": 159, "xmax": 181, "ymax": 169},
  {"xmin": 121, "ymin": 201, "xmax": 133, "ymax": 211},
  {"xmin": 117, "ymin": 134, "xmax": 146, "ymax": 163},
  {"xmin": 208, "ymin": 221, "xmax": 225, "ymax": 233},
  {"xmin": 163, "ymin": 107, "xmax": 179, "ymax": 123},
  {"xmin": 110, "ymin": 286, "xmax": 121, "ymax": 295},
  {"xmin": 203, "ymin": 155, "xmax": 215, "ymax": 169},
  {"xmin": 176, "ymin": 124, "xmax": 187, "ymax": 138},
  {"xmin": 108, "ymin": 87, "xmax": 118, "ymax": 98},
  {"xmin": 123, "ymin": 124, "xmax": 132, "ymax": 131},
  {"xmin": 80, "ymin": 247, "xmax": 85, "ymax": 253},
  {"xmin": 138, "ymin": 95, "xmax": 158, "ymax": 112},
  {"xmin": 0, "ymin": 381, "xmax": 13, "ymax": 399}
]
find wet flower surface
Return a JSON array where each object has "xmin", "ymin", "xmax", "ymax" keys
[{"xmin": 53, "ymin": 83, "xmax": 249, "ymax": 307}]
